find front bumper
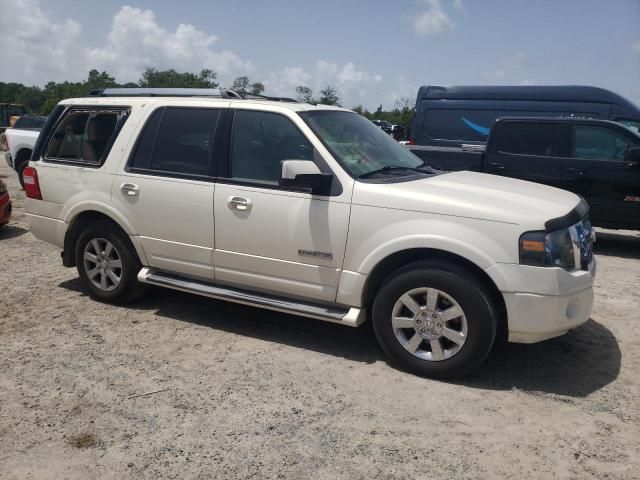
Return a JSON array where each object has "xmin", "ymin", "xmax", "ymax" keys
[
  {"xmin": 4, "ymin": 152, "xmax": 13, "ymax": 168},
  {"xmin": 487, "ymin": 260, "xmax": 595, "ymax": 344}
]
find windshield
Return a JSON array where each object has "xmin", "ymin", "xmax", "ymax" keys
[
  {"xmin": 618, "ymin": 119, "xmax": 640, "ymax": 135},
  {"xmin": 300, "ymin": 110, "xmax": 430, "ymax": 178}
]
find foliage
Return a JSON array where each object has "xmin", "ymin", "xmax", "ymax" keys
[
  {"xmin": 138, "ymin": 68, "xmax": 218, "ymax": 88},
  {"xmin": 295, "ymin": 86, "xmax": 314, "ymax": 103},
  {"xmin": 230, "ymin": 76, "xmax": 265, "ymax": 95},
  {"xmin": 1, "ymin": 70, "xmax": 414, "ymax": 137}
]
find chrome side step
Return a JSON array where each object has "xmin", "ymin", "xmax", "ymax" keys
[{"xmin": 137, "ymin": 267, "xmax": 366, "ymax": 327}]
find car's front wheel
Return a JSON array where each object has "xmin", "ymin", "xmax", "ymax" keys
[
  {"xmin": 75, "ymin": 220, "xmax": 145, "ymax": 304},
  {"xmin": 372, "ymin": 260, "xmax": 498, "ymax": 379}
]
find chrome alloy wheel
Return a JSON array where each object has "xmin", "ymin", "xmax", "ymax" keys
[
  {"xmin": 391, "ymin": 287, "xmax": 468, "ymax": 361},
  {"xmin": 83, "ymin": 238, "xmax": 123, "ymax": 292}
]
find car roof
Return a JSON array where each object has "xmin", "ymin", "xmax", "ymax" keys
[{"xmin": 59, "ymin": 96, "xmax": 351, "ymax": 113}]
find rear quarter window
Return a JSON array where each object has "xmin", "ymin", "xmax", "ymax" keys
[{"xmin": 44, "ymin": 107, "xmax": 128, "ymax": 166}]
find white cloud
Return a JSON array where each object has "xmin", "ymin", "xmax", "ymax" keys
[
  {"xmin": 265, "ymin": 61, "xmax": 384, "ymax": 107},
  {"xmin": 0, "ymin": 1, "xmax": 252, "ymax": 85},
  {"xmin": 484, "ymin": 52, "xmax": 527, "ymax": 81},
  {"xmin": 0, "ymin": 0, "xmax": 408, "ymax": 109},
  {"xmin": 411, "ymin": 0, "xmax": 459, "ymax": 36}
]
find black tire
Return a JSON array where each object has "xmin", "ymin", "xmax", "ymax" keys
[
  {"xmin": 75, "ymin": 220, "xmax": 146, "ymax": 304},
  {"xmin": 372, "ymin": 260, "xmax": 498, "ymax": 379}
]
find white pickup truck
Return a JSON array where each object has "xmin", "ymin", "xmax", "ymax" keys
[
  {"xmin": 4, "ymin": 125, "xmax": 41, "ymax": 186},
  {"xmin": 23, "ymin": 88, "xmax": 596, "ymax": 378}
]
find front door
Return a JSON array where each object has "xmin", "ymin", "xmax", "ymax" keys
[
  {"xmin": 213, "ymin": 108, "xmax": 351, "ymax": 302},
  {"xmin": 564, "ymin": 123, "xmax": 640, "ymax": 228}
]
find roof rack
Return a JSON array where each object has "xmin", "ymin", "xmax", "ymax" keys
[{"xmin": 88, "ymin": 87, "xmax": 299, "ymax": 103}]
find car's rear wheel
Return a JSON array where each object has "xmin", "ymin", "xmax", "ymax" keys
[
  {"xmin": 75, "ymin": 220, "xmax": 146, "ymax": 304},
  {"xmin": 372, "ymin": 260, "xmax": 498, "ymax": 379}
]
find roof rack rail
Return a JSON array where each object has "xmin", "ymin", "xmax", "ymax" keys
[
  {"xmin": 88, "ymin": 88, "xmax": 224, "ymax": 97},
  {"xmin": 87, "ymin": 87, "xmax": 299, "ymax": 103}
]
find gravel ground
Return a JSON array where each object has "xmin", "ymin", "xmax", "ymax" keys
[{"xmin": 1, "ymin": 160, "xmax": 639, "ymax": 479}]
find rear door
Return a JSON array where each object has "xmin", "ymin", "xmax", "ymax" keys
[
  {"xmin": 112, "ymin": 105, "xmax": 228, "ymax": 280},
  {"xmin": 563, "ymin": 123, "xmax": 640, "ymax": 228},
  {"xmin": 484, "ymin": 121, "xmax": 567, "ymax": 189}
]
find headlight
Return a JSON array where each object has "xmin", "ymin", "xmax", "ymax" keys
[{"xmin": 519, "ymin": 228, "xmax": 577, "ymax": 270}]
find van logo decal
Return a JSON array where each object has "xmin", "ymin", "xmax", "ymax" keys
[
  {"xmin": 462, "ymin": 117, "xmax": 490, "ymax": 136},
  {"xmin": 298, "ymin": 249, "xmax": 333, "ymax": 260}
]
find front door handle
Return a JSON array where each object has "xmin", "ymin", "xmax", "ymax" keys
[
  {"xmin": 565, "ymin": 167, "xmax": 585, "ymax": 176},
  {"xmin": 227, "ymin": 196, "xmax": 252, "ymax": 211},
  {"xmin": 488, "ymin": 162, "xmax": 505, "ymax": 171},
  {"xmin": 121, "ymin": 183, "xmax": 140, "ymax": 196}
]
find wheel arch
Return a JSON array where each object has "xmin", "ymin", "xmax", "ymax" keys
[
  {"xmin": 62, "ymin": 209, "xmax": 146, "ymax": 268},
  {"xmin": 362, "ymin": 248, "xmax": 507, "ymax": 341}
]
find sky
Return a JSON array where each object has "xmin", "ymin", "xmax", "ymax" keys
[{"xmin": 1, "ymin": 0, "xmax": 639, "ymax": 110}]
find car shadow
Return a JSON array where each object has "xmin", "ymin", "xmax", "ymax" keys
[
  {"xmin": 58, "ymin": 280, "xmax": 620, "ymax": 397},
  {"xmin": 0, "ymin": 224, "xmax": 28, "ymax": 240},
  {"xmin": 462, "ymin": 319, "xmax": 620, "ymax": 397},
  {"xmin": 594, "ymin": 230, "xmax": 640, "ymax": 259}
]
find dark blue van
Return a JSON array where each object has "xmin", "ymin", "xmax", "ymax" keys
[{"xmin": 410, "ymin": 85, "xmax": 640, "ymax": 147}]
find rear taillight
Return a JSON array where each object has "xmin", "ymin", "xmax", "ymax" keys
[
  {"xmin": 408, "ymin": 137, "xmax": 416, "ymax": 145},
  {"xmin": 23, "ymin": 166, "xmax": 43, "ymax": 200}
]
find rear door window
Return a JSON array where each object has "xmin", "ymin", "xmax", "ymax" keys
[
  {"xmin": 494, "ymin": 123, "xmax": 559, "ymax": 156},
  {"xmin": 129, "ymin": 107, "xmax": 221, "ymax": 177},
  {"xmin": 45, "ymin": 109, "xmax": 126, "ymax": 165}
]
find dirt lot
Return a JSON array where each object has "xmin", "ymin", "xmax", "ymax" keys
[{"xmin": 0, "ymin": 160, "xmax": 638, "ymax": 480}]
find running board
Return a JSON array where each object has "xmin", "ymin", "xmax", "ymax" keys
[{"xmin": 137, "ymin": 267, "xmax": 366, "ymax": 327}]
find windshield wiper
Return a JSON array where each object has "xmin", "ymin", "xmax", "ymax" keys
[{"xmin": 358, "ymin": 165, "xmax": 422, "ymax": 179}]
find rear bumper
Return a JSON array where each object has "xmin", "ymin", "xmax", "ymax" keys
[
  {"xmin": 0, "ymin": 193, "xmax": 10, "ymax": 225},
  {"xmin": 25, "ymin": 212, "xmax": 66, "ymax": 247}
]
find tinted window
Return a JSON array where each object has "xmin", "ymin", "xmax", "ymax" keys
[
  {"xmin": 573, "ymin": 126, "xmax": 633, "ymax": 161},
  {"xmin": 130, "ymin": 107, "xmax": 220, "ymax": 176},
  {"xmin": 45, "ymin": 109, "xmax": 122, "ymax": 164},
  {"xmin": 422, "ymin": 109, "xmax": 598, "ymax": 142},
  {"xmin": 494, "ymin": 123, "xmax": 558, "ymax": 156},
  {"xmin": 14, "ymin": 116, "xmax": 47, "ymax": 129},
  {"xmin": 230, "ymin": 110, "xmax": 313, "ymax": 184}
]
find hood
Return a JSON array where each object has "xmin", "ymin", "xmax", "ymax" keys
[{"xmin": 352, "ymin": 171, "xmax": 582, "ymax": 230}]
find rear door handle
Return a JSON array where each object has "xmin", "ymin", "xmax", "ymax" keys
[
  {"xmin": 121, "ymin": 183, "xmax": 140, "ymax": 196},
  {"xmin": 565, "ymin": 167, "xmax": 585, "ymax": 176},
  {"xmin": 227, "ymin": 196, "xmax": 252, "ymax": 211},
  {"xmin": 488, "ymin": 162, "xmax": 505, "ymax": 171}
]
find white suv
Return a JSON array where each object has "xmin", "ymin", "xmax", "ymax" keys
[{"xmin": 24, "ymin": 88, "xmax": 596, "ymax": 378}]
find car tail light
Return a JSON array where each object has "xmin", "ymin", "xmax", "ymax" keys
[
  {"xmin": 23, "ymin": 167, "xmax": 43, "ymax": 200},
  {"xmin": 408, "ymin": 137, "xmax": 416, "ymax": 145}
]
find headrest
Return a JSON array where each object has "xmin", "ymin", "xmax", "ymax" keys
[{"xmin": 87, "ymin": 115, "xmax": 117, "ymax": 142}]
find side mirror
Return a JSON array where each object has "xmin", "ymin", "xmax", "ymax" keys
[
  {"xmin": 280, "ymin": 160, "xmax": 333, "ymax": 193},
  {"xmin": 624, "ymin": 146, "xmax": 640, "ymax": 166}
]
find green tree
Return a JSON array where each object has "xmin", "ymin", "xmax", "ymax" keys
[
  {"xmin": 318, "ymin": 86, "xmax": 340, "ymax": 106},
  {"xmin": 138, "ymin": 68, "xmax": 218, "ymax": 88},
  {"xmin": 295, "ymin": 86, "xmax": 314, "ymax": 103},
  {"xmin": 249, "ymin": 82, "xmax": 265, "ymax": 95},
  {"xmin": 231, "ymin": 75, "xmax": 250, "ymax": 92}
]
